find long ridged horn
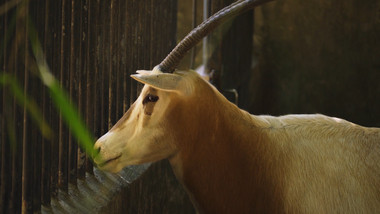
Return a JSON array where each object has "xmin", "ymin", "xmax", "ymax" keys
[{"xmin": 157, "ymin": 0, "xmax": 274, "ymax": 73}]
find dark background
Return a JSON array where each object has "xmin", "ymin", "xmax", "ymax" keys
[{"xmin": 202, "ymin": 0, "xmax": 380, "ymax": 128}]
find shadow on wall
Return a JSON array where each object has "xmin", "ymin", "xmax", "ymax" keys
[{"xmin": 251, "ymin": 0, "xmax": 380, "ymax": 127}]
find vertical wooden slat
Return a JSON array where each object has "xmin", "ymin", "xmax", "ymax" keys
[
  {"xmin": 78, "ymin": 0, "xmax": 89, "ymax": 179},
  {"xmin": 68, "ymin": 0, "xmax": 81, "ymax": 185},
  {"xmin": 128, "ymin": 0, "xmax": 137, "ymax": 104},
  {"xmin": 86, "ymin": 0, "xmax": 98, "ymax": 174},
  {"xmin": 108, "ymin": 0, "xmax": 115, "ymax": 129},
  {"xmin": 0, "ymin": 2, "xmax": 11, "ymax": 213},
  {"xmin": 100, "ymin": 0, "xmax": 110, "ymax": 134},
  {"xmin": 1, "ymin": 98, "xmax": 13, "ymax": 214},
  {"xmin": 12, "ymin": 3, "xmax": 25, "ymax": 214},
  {"xmin": 1, "ymin": 93, "xmax": 11, "ymax": 214},
  {"xmin": 22, "ymin": 1, "xmax": 34, "ymax": 212},
  {"xmin": 0, "ymin": 99, "xmax": 10, "ymax": 214},
  {"xmin": 49, "ymin": 0, "xmax": 62, "ymax": 198},
  {"xmin": 0, "ymin": 0, "xmax": 3, "ymax": 189},
  {"xmin": 118, "ymin": 0, "xmax": 129, "ymax": 112},
  {"xmin": 92, "ymin": 0, "xmax": 100, "ymax": 140},
  {"xmin": 58, "ymin": 0, "xmax": 70, "ymax": 192},
  {"xmin": 114, "ymin": 0, "xmax": 123, "ymax": 120},
  {"xmin": 0, "ymin": 0, "xmax": 3, "ymax": 193},
  {"xmin": 10, "ymin": 63, "xmax": 22, "ymax": 212},
  {"xmin": 29, "ymin": 0, "xmax": 45, "ymax": 211},
  {"xmin": 41, "ymin": 0, "xmax": 53, "ymax": 205},
  {"xmin": 112, "ymin": 0, "xmax": 122, "ymax": 123},
  {"xmin": 123, "ymin": 0, "xmax": 132, "ymax": 110}
]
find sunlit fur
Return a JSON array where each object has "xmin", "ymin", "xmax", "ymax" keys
[{"xmin": 94, "ymin": 70, "xmax": 380, "ymax": 213}]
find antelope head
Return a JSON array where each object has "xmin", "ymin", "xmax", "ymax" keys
[
  {"xmin": 93, "ymin": 0, "xmax": 273, "ymax": 172},
  {"xmin": 93, "ymin": 68, "xmax": 197, "ymax": 173}
]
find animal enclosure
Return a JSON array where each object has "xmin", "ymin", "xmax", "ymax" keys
[
  {"xmin": 0, "ymin": 0, "xmax": 195, "ymax": 213},
  {"xmin": 1, "ymin": 0, "xmax": 380, "ymax": 213}
]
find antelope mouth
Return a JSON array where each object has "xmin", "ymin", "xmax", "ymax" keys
[{"xmin": 97, "ymin": 154, "xmax": 122, "ymax": 168}]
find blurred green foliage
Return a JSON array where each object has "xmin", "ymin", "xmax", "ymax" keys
[{"xmin": 0, "ymin": 7, "xmax": 97, "ymax": 158}]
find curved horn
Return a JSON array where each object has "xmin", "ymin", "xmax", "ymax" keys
[{"xmin": 157, "ymin": 0, "xmax": 274, "ymax": 73}]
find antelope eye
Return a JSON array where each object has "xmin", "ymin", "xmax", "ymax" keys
[{"xmin": 143, "ymin": 94, "xmax": 159, "ymax": 105}]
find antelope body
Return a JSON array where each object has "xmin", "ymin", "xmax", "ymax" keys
[
  {"xmin": 94, "ymin": 68, "xmax": 380, "ymax": 213},
  {"xmin": 93, "ymin": 0, "xmax": 380, "ymax": 212}
]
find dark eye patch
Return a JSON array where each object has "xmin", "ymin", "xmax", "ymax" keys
[{"xmin": 143, "ymin": 94, "xmax": 159, "ymax": 105}]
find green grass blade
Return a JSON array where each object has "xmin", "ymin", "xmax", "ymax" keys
[
  {"xmin": 27, "ymin": 17, "xmax": 98, "ymax": 158},
  {"xmin": 0, "ymin": 73, "xmax": 53, "ymax": 140}
]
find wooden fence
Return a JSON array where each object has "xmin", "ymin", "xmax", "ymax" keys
[{"xmin": 0, "ymin": 0, "xmax": 197, "ymax": 213}]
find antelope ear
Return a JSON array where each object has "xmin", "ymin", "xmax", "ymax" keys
[
  {"xmin": 131, "ymin": 72, "xmax": 183, "ymax": 92},
  {"xmin": 136, "ymin": 66, "xmax": 162, "ymax": 75},
  {"xmin": 136, "ymin": 70, "xmax": 152, "ymax": 75}
]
